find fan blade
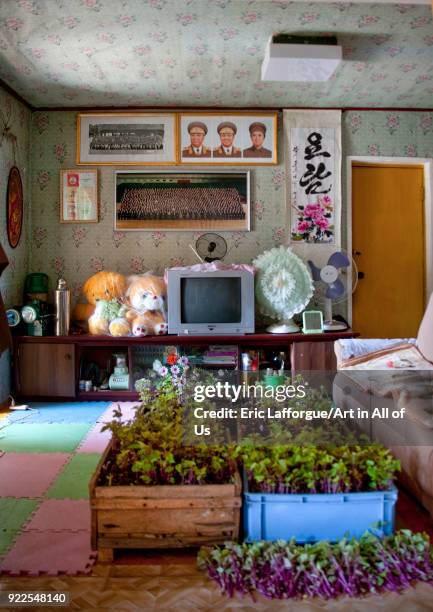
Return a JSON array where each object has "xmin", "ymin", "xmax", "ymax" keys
[
  {"xmin": 326, "ymin": 279, "xmax": 345, "ymax": 299},
  {"xmin": 308, "ymin": 260, "xmax": 322, "ymax": 281},
  {"xmin": 327, "ymin": 252, "xmax": 350, "ymax": 269}
]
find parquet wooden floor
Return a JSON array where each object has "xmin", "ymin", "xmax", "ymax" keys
[{"xmin": 1, "ymin": 560, "xmax": 433, "ymax": 611}]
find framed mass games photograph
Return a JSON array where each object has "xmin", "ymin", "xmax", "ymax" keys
[
  {"xmin": 114, "ymin": 169, "xmax": 250, "ymax": 232},
  {"xmin": 76, "ymin": 112, "xmax": 177, "ymax": 165},
  {"xmin": 179, "ymin": 112, "xmax": 278, "ymax": 165}
]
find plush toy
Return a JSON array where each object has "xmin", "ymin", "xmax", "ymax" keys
[
  {"xmin": 124, "ymin": 274, "xmax": 168, "ymax": 336},
  {"xmin": 82, "ymin": 271, "xmax": 130, "ymax": 336}
]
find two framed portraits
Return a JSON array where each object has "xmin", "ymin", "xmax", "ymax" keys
[{"xmin": 76, "ymin": 112, "xmax": 277, "ymax": 166}]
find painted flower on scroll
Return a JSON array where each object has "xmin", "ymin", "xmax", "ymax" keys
[{"xmin": 291, "ymin": 196, "xmax": 333, "ymax": 243}]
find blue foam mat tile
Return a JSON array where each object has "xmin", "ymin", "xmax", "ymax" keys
[{"xmin": 5, "ymin": 402, "xmax": 111, "ymax": 425}]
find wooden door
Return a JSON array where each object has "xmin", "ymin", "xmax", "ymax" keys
[
  {"xmin": 17, "ymin": 343, "xmax": 75, "ymax": 397},
  {"xmin": 352, "ymin": 163, "xmax": 425, "ymax": 338}
]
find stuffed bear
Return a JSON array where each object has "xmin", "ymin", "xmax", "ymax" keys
[
  {"xmin": 124, "ymin": 274, "xmax": 168, "ymax": 336},
  {"xmin": 82, "ymin": 271, "xmax": 130, "ymax": 336}
]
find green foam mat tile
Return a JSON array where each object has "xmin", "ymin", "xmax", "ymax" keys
[
  {"xmin": 0, "ymin": 530, "xmax": 19, "ymax": 556},
  {"xmin": 46, "ymin": 454, "xmax": 102, "ymax": 500},
  {"xmin": 0, "ymin": 424, "xmax": 93, "ymax": 453},
  {"xmin": 0, "ymin": 499, "xmax": 39, "ymax": 531}
]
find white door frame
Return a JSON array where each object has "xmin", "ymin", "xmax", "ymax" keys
[{"xmin": 347, "ymin": 156, "xmax": 433, "ymax": 327}]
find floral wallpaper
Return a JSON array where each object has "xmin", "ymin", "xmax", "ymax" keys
[
  {"xmin": 29, "ymin": 108, "xmax": 433, "ymax": 309},
  {"xmin": 0, "ymin": 89, "xmax": 31, "ymax": 308},
  {"xmin": 0, "ymin": 86, "xmax": 31, "ymax": 403},
  {"xmin": 0, "ymin": 1, "xmax": 432, "ymax": 109},
  {"xmin": 30, "ymin": 110, "xmax": 288, "ymax": 304}
]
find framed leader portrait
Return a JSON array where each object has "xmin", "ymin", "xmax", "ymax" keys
[{"xmin": 179, "ymin": 112, "xmax": 278, "ymax": 165}]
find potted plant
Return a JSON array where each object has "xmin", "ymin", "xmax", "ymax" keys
[
  {"xmin": 90, "ymin": 357, "xmax": 241, "ymax": 562},
  {"xmin": 227, "ymin": 378, "xmax": 399, "ymax": 543},
  {"xmin": 230, "ymin": 381, "xmax": 400, "ymax": 543},
  {"xmin": 235, "ymin": 439, "xmax": 399, "ymax": 543}
]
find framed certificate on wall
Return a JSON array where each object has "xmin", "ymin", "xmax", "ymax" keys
[{"xmin": 60, "ymin": 169, "xmax": 98, "ymax": 223}]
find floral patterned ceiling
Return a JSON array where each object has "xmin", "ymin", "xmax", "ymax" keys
[{"xmin": 0, "ymin": 0, "xmax": 432, "ymax": 109}]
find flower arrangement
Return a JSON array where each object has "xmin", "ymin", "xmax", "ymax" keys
[
  {"xmin": 198, "ymin": 530, "xmax": 433, "ymax": 599},
  {"xmin": 151, "ymin": 353, "xmax": 190, "ymax": 394},
  {"xmin": 291, "ymin": 195, "xmax": 334, "ymax": 243}
]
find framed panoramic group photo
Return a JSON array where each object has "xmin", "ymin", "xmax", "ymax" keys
[
  {"xmin": 179, "ymin": 112, "xmax": 277, "ymax": 165},
  {"xmin": 114, "ymin": 170, "xmax": 250, "ymax": 232},
  {"xmin": 76, "ymin": 112, "xmax": 177, "ymax": 165}
]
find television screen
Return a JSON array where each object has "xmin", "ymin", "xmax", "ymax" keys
[{"xmin": 180, "ymin": 278, "xmax": 241, "ymax": 324}]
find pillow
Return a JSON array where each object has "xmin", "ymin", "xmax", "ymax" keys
[
  {"xmin": 417, "ymin": 293, "xmax": 433, "ymax": 364},
  {"xmin": 336, "ymin": 338, "xmax": 416, "ymax": 362}
]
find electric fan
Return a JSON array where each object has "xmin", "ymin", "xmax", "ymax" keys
[
  {"xmin": 308, "ymin": 251, "xmax": 358, "ymax": 332},
  {"xmin": 195, "ymin": 233, "xmax": 228, "ymax": 262},
  {"xmin": 253, "ymin": 246, "xmax": 314, "ymax": 333}
]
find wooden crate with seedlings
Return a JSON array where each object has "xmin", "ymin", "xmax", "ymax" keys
[{"xmin": 89, "ymin": 443, "xmax": 242, "ymax": 562}]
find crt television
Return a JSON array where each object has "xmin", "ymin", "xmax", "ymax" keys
[{"xmin": 167, "ymin": 269, "xmax": 255, "ymax": 335}]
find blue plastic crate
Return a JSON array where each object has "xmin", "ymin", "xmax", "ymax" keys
[{"xmin": 243, "ymin": 484, "xmax": 398, "ymax": 543}]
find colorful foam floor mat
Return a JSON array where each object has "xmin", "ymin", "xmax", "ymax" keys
[{"xmin": 0, "ymin": 401, "xmax": 138, "ymax": 576}]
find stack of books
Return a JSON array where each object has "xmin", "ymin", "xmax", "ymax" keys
[{"xmin": 203, "ymin": 345, "xmax": 238, "ymax": 366}]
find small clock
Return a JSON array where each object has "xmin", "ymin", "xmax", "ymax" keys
[{"xmin": 302, "ymin": 310, "xmax": 324, "ymax": 334}]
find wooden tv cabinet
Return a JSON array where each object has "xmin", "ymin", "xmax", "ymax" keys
[{"xmin": 12, "ymin": 330, "xmax": 357, "ymax": 401}]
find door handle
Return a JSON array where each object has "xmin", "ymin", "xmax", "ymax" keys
[{"xmin": 353, "ymin": 250, "xmax": 362, "ymax": 256}]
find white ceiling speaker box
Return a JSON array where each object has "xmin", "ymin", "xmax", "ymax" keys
[{"xmin": 261, "ymin": 34, "xmax": 342, "ymax": 82}]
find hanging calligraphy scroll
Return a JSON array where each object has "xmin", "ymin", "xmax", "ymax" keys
[{"xmin": 283, "ymin": 110, "xmax": 341, "ymax": 246}]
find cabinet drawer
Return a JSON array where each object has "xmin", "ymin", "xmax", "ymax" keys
[
  {"xmin": 17, "ymin": 343, "xmax": 75, "ymax": 397},
  {"xmin": 291, "ymin": 341, "xmax": 336, "ymax": 372}
]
